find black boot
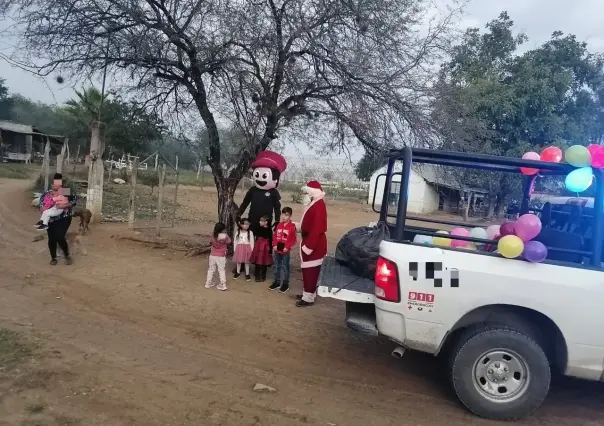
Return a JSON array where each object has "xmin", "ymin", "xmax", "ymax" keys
[
  {"xmin": 260, "ymin": 266, "xmax": 268, "ymax": 282},
  {"xmin": 254, "ymin": 265, "xmax": 262, "ymax": 282}
]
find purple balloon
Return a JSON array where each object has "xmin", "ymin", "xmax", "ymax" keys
[
  {"xmin": 500, "ymin": 221, "xmax": 516, "ymax": 236},
  {"xmin": 523, "ymin": 241, "xmax": 548, "ymax": 263},
  {"xmin": 515, "ymin": 214, "xmax": 542, "ymax": 242}
]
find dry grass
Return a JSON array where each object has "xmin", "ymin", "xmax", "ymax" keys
[{"xmin": 0, "ymin": 328, "xmax": 34, "ymax": 370}]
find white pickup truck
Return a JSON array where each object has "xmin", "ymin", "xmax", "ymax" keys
[{"xmin": 318, "ymin": 147, "xmax": 604, "ymax": 421}]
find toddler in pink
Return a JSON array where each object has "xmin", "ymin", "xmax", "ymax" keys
[
  {"xmin": 205, "ymin": 222, "xmax": 232, "ymax": 291},
  {"xmin": 35, "ymin": 185, "xmax": 68, "ymax": 231}
]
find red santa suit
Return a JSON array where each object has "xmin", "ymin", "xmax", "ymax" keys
[{"xmin": 298, "ymin": 180, "xmax": 327, "ymax": 306}]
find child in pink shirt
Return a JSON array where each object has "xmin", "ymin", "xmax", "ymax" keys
[{"xmin": 205, "ymin": 222, "xmax": 232, "ymax": 291}]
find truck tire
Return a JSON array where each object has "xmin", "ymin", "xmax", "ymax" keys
[{"xmin": 449, "ymin": 326, "xmax": 551, "ymax": 421}]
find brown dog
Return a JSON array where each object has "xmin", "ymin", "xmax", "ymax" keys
[
  {"xmin": 66, "ymin": 227, "xmax": 87, "ymax": 256},
  {"xmin": 73, "ymin": 209, "xmax": 92, "ymax": 233}
]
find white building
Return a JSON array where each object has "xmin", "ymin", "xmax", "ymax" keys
[
  {"xmin": 368, "ymin": 164, "xmax": 489, "ymax": 215},
  {"xmin": 368, "ymin": 164, "xmax": 440, "ymax": 214}
]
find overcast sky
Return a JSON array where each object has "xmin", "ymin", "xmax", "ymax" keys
[
  {"xmin": 1, "ymin": 0, "xmax": 603, "ymax": 106},
  {"xmin": 0, "ymin": 0, "xmax": 602, "ymax": 163}
]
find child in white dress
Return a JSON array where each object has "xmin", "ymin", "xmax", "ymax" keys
[{"xmin": 233, "ymin": 218, "xmax": 254, "ymax": 281}]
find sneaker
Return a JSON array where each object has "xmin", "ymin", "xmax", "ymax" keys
[
  {"xmin": 205, "ymin": 282, "xmax": 216, "ymax": 289},
  {"xmin": 245, "ymin": 275, "xmax": 251, "ymax": 282},
  {"xmin": 233, "ymin": 272, "xmax": 240, "ymax": 280},
  {"xmin": 65, "ymin": 256, "xmax": 73, "ymax": 265},
  {"xmin": 50, "ymin": 258, "xmax": 57, "ymax": 266},
  {"xmin": 296, "ymin": 299, "xmax": 314, "ymax": 307},
  {"xmin": 279, "ymin": 282, "xmax": 290, "ymax": 293},
  {"xmin": 34, "ymin": 220, "xmax": 43, "ymax": 227},
  {"xmin": 36, "ymin": 224, "xmax": 48, "ymax": 231},
  {"xmin": 217, "ymin": 284, "xmax": 227, "ymax": 291},
  {"xmin": 269, "ymin": 281, "xmax": 280, "ymax": 291},
  {"xmin": 255, "ymin": 276, "xmax": 262, "ymax": 283}
]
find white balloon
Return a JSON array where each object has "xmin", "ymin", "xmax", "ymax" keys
[
  {"xmin": 469, "ymin": 227, "xmax": 488, "ymax": 246},
  {"xmin": 413, "ymin": 234, "xmax": 433, "ymax": 245}
]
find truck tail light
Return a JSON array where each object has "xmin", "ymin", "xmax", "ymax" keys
[{"xmin": 375, "ymin": 256, "xmax": 400, "ymax": 302}]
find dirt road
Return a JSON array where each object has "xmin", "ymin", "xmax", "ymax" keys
[{"xmin": 0, "ymin": 178, "xmax": 602, "ymax": 425}]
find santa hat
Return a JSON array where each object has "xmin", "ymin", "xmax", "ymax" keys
[{"xmin": 302, "ymin": 180, "xmax": 324, "ymax": 199}]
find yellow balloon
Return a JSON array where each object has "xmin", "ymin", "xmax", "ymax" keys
[
  {"xmin": 432, "ymin": 230, "xmax": 451, "ymax": 247},
  {"xmin": 464, "ymin": 243, "xmax": 477, "ymax": 251},
  {"xmin": 498, "ymin": 235, "xmax": 524, "ymax": 259}
]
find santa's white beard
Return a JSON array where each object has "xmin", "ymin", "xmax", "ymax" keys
[{"xmin": 302, "ymin": 194, "xmax": 311, "ymax": 206}]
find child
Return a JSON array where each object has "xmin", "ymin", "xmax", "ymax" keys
[
  {"xmin": 233, "ymin": 217, "xmax": 254, "ymax": 281},
  {"xmin": 270, "ymin": 207, "xmax": 297, "ymax": 293},
  {"xmin": 205, "ymin": 222, "xmax": 232, "ymax": 290},
  {"xmin": 35, "ymin": 183, "xmax": 69, "ymax": 231},
  {"xmin": 250, "ymin": 215, "xmax": 273, "ymax": 282}
]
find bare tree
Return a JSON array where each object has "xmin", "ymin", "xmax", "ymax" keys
[{"xmin": 2, "ymin": 0, "xmax": 462, "ymax": 231}]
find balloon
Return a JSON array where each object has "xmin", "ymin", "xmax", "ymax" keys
[
  {"xmin": 486, "ymin": 225, "xmax": 500, "ymax": 240},
  {"xmin": 565, "ymin": 167, "xmax": 593, "ymax": 193},
  {"xmin": 432, "ymin": 230, "xmax": 451, "ymax": 247},
  {"xmin": 500, "ymin": 221, "xmax": 516, "ymax": 236},
  {"xmin": 522, "ymin": 240, "xmax": 548, "ymax": 263},
  {"xmin": 450, "ymin": 227, "xmax": 470, "ymax": 248},
  {"xmin": 514, "ymin": 214, "xmax": 542, "ymax": 242},
  {"xmin": 464, "ymin": 243, "xmax": 477, "ymax": 251},
  {"xmin": 498, "ymin": 235, "xmax": 524, "ymax": 259},
  {"xmin": 590, "ymin": 145, "xmax": 604, "ymax": 168},
  {"xmin": 469, "ymin": 227, "xmax": 488, "ymax": 246},
  {"xmin": 520, "ymin": 152, "xmax": 540, "ymax": 175},
  {"xmin": 413, "ymin": 234, "xmax": 433, "ymax": 245},
  {"xmin": 564, "ymin": 145, "xmax": 591, "ymax": 167},
  {"xmin": 540, "ymin": 146, "xmax": 563, "ymax": 163}
]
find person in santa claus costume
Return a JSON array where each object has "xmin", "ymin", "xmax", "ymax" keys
[{"xmin": 296, "ymin": 180, "xmax": 328, "ymax": 307}]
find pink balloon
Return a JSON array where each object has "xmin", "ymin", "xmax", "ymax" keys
[
  {"xmin": 590, "ymin": 145, "xmax": 604, "ymax": 168},
  {"xmin": 515, "ymin": 214, "xmax": 542, "ymax": 242},
  {"xmin": 587, "ymin": 144, "xmax": 600, "ymax": 156},
  {"xmin": 520, "ymin": 152, "xmax": 540, "ymax": 175},
  {"xmin": 500, "ymin": 221, "xmax": 516, "ymax": 236},
  {"xmin": 450, "ymin": 227, "xmax": 470, "ymax": 248},
  {"xmin": 486, "ymin": 225, "xmax": 500, "ymax": 239}
]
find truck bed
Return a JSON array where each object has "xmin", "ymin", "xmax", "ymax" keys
[{"xmin": 317, "ymin": 256, "xmax": 374, "ymax": 304}]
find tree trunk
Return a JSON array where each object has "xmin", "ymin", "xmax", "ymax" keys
[
  {"xmin": 216, "ymin": 177, "xmax": 239, "ymax": 237},
  {"xmin": 494, "ymin": 192, "xmax": 507, "ymax": 218},
  {"xmin": 486, "ymin": 194, "xmax": 496, "ymax": 219}
]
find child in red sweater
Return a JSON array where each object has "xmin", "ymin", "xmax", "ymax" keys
[{"xmin": 269, "ymin": 207, "xmax": 297, "ymax": 293}]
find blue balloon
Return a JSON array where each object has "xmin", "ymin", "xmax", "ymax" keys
[{"xmin": 565, "ymin": 167, "xmax": 594, "ymax": 193}]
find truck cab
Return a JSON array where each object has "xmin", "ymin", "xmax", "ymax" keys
[{"xmin": 318, "ymin": 147, "xmax": 604, "ymax": 421}]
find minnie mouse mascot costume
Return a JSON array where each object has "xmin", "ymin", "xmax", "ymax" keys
[{"xmin": 237, "ymin": 150, "xmax": 287, "ymax": 237}]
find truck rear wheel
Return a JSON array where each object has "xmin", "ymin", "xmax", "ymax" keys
[{"xmin": 449, "ymin": 326, "xmax": 551, "ymax": 421}]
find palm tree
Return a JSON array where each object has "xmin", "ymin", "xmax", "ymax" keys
[{"xmin": 63, "ymin": 87, "xmax": 110, "ymax": 163}]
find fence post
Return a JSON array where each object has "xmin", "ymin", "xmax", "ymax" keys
[
  {"xmin": 156, "ymin": 163, "xmax": 166, "ymax": 236},
  {"xmin": 72, "ymin": 145, "xmax": 80, "ymax": 177},
  {"xmin": 154, "ymin": 153, "xmax": 158, "ymax": 171},
  {"xmin": 56, "ymin": 138, "xmax": 67, "ymax": 174},
  {"xmin": 128, "ymin": 158, "xmax": 138, "ymax": 229},
  {"xmin": 86, "ymin": 121, "xmax": 106, "ymax": 223},
  {"xmin": 42, "ymin": 138, "xmax": 50, "ymax": 191},
  {"xmin": 172, "ymin": 156, "xmax": 179, "ymax": 228}
]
